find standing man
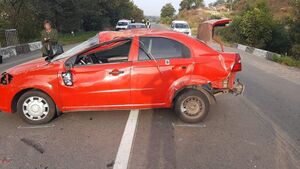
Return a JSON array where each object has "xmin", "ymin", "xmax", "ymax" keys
[
  {"xmin": 41, "ymin": 20, "xmax": 58, "ymax": 57},
  {"xmin": 130, "ymin": 18, "xmax": 135, "ymax": 23},
  {"xmin": 146, "ymin": 19, "xmax": 151, "ymax": 28}
]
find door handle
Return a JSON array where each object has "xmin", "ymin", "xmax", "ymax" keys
[
  {"xmin": 181, "ymin": 66, "xmax": 187, "ymax": 69},
  {"xmin": 109, "ymin": 69, "xmax": 124, "ymax": 76},
  {"xmin": 172, "ymin": 66, "xmax": 187, "ymax": 70}
]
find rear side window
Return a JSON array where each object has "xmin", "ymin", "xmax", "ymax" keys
[{"xmin": 139, "ymin": 37, "xmax": 191, "ymax": 60}]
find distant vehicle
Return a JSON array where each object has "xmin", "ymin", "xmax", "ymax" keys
[
  {"xmin": 171, "ymin": 20, "xmax": 192, "ymax": 36},
  {"xmin": 127, "ymin": 23, "xmax": 147, "ymax": 29},
  {"xmin": 0, "ymin": 29, "xmax": 244, "ymax": 124},
  {"xmin": 116, "ymin": 19, "xmax": 131, "ymax": 31}
]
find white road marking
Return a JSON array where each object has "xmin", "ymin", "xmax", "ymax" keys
[
  {"xmin": 172, "ymin": 122, "xmax": 206, "ymax": 128},
  {"xmin": 17, "ymin": 124, "xmax": 55, "ymax": 129},
  {"xmin": 113, "ymin": 109, "xmax": 139, "ymax": 169}
]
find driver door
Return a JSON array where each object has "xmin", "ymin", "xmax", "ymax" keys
[{"xmin": 59, "ymin": 40, "xmax": 133, "ymax": 111}]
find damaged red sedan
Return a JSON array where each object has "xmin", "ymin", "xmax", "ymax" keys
[{"xmin": 0, "ymin": 29, "xmax": 244, "ymax": 124}]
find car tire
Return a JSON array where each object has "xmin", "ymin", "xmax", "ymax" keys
[
  {"xmin": 174, "ymin": 89, "xmax": 209, "ymax": 123},
  {"xmin": 17, "ymin": 90, "xmax": 56, "ymax": 125}
]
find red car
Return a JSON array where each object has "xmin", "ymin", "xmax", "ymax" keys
[{"xmin": 0, "ymin": 29, "xmax": 244, "ymax": 124}]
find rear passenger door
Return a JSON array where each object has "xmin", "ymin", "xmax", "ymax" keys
[{"xmin": 131, "ymin": 37, "xmax": 194, "ymax": 106}]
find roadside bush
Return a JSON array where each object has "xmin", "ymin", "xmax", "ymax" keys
[
  {"xmin": 289, "ymin": 1, "xmax": 300, "ymax": 60},
  {"xmin": 266, "ymin": 22, "xmax": 292, "ymax": 55},
  {"xmin": 272, "ymin": 55, "xmax": 300, "ymax": 68},
  {"xmin": 210, "ymin": 15, "xmax": 222, "ymax": 19},
  {"xmin": 239, "ymin": 3, "xmax": 273, "ymax": 48},
  {"xmin": 217, "ymin": 0, "xmax": 300, "ymax": 63},
  {"xmin": 291, "ymin": 44, "xmax": 300, "ymax": 60},
  {"xmin": 219, "ymin": 1, "xmax": 273, "ymax": 49},
  {"xmin": 219, "ymin": 1, "xmax": 294, "ymax": 55}
]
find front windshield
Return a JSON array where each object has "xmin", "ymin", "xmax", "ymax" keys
[
  {"xmin": 118, "ymin": 22, "xmax": 128, "ymax": 26},
  {"xmin": 175, "ymin": 23, "xmax": 189, "ymax": 29},
  {"xmin": 52, "ymin": 35, "xmax": 99, "ymax": 61}
]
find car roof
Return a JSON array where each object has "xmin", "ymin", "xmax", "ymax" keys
[{"xmin": 98, "ymin": 29, "xmax": 189, "ymax": 42}]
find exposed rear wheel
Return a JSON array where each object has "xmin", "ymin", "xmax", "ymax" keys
[
  {"xmin": 175, "ymin": 89, "xmax": 209, "ymax": 123},
  {"xmin": 17, "ymin": 91, "xmax": 56, "ymax": 125}
]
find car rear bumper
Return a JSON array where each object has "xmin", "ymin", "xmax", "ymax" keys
[{"xmin": 230, "ymin": 79, "xmax": 245, "ymax": 95}]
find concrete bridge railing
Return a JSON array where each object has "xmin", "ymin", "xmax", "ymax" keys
[
  {"xmin": 234, "ymin": 43, "xmax": 280, "ymax": 60},
  {"xmin": 0, "ymin": 41, "xmax": 42, "ymax": 60}
]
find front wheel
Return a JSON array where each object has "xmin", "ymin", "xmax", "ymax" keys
[
  {"xmin": 17, "ymin": 91, "xmax": 56, "ymax": 125},
  {"xmin": 174, "ymin": 90, "xmax": 209, "ymax": 123}
]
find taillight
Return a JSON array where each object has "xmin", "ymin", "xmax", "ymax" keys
[{"xmin": 232, "ymin": 54, "xmax": 242, "ymax": 72}]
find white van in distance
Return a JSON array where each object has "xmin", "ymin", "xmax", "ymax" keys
[
  {"xmin": 116, "ymin": 19, "xmax": 131, "ymax": 31},
  {"xmin": 171, "ymin": 20, "xmax": 192, "ymax": 36}
]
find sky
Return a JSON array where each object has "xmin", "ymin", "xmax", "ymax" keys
[{"xmin": 133, "ymin": 0, "xmax": 217, "ymax": 16}]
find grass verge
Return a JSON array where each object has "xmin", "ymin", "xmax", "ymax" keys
[
  {"xmin": 59, "ymin": 31, "xmax": 98, "ymax": 45},
  {"xmin": 272, "ymin": 55, "xmax": 300, "ymax": 68}
]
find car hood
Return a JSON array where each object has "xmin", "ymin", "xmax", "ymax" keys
[{"xmin": 5, "ymin": 58, "xmax": 49, "ymax": 75}]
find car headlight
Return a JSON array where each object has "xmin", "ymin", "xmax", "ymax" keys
[{"xmin": 0, "ymin": 72, "xmax": 13, "ymax": 85}]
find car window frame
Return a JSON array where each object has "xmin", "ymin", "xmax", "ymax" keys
[
  {"xmin": 137, "ymin": 36, "xmax": 192, "ymax": 61},
  {"xmin": 65, "ymin": 38, "xmax": 133, "ymax": 68}
]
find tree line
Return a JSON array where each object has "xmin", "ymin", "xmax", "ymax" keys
[
  {"xmin": 218, "ymin": 0, "xmax": 300, "ymax": 60},
  {"xmin": 0, "ymin": 0, "xmax": 144, "ymax": 44}
]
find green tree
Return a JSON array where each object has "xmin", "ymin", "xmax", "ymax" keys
[
  {"xmin": 179, "ymin": 0, "xmax": 204, "ymax": 11},
  {"xmin": 289, "ymin": 0, "xmax": 300, "ymax": 59},
  {"xmin": 221, "ymin": 1, "xmax": 273, "ymax": 49},
  {"xmin": 160, "ymin": 3, "xmax": 176, "ymax": 24},
  {"xmin": 0, "ymin": 0, "xmax": 40, "ymax": 43},
  {"xmin": 239, "ymin": 3, "xmax": 273, "ymax": 48},
  {"xmin": 266, "ymin": 22, "xmax": 291, "ymax": 55},
  {"xmin": 161, "ymin": 3, "xmax": 176, "ymax": 19},
  {"xmin": 0, "ymin": 0, "xmax": 144, "ymax": 43}
]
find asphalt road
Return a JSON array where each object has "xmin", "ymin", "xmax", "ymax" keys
[{"xmin": 0, "ymin": 25, "xmax": 299, "ymax": 169}]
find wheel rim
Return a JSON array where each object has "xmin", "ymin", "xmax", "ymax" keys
[
  {"xmin": 22, "ymin": 96, "xmax": 49, "ymax": 121},
  {"xmin": 180, "ymin": 96, "xmax": 204, "ymax": 117}
]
